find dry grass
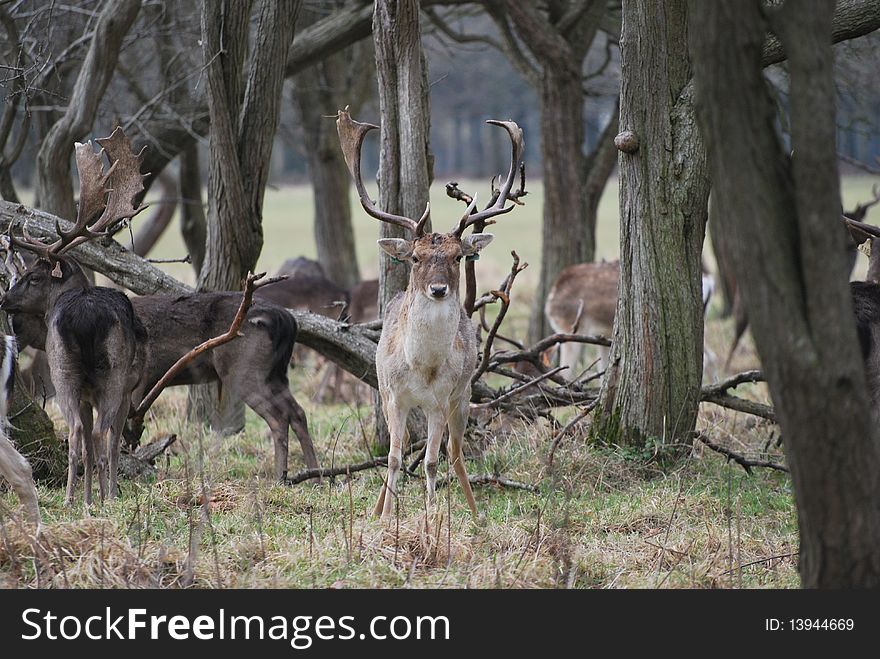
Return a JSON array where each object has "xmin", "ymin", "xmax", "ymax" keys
[{"xmin": 4, "ymin": 176, "xmax": 850, "ymax": 589}]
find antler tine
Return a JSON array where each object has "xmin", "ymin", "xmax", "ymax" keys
[
  {"xmin": 336, "ymin": 107, "xmax": 423, "ymax": 236},
  {"xmin": 4, "ymin": 220, "xmax": 53, "ymax": 262},
  {"xmin": 57, "ymin": 127, "xmax": 147, "ymax": 255},
  {"xmin": 452, "ymin": 120, "xmax": 525, "ymax": 236}
]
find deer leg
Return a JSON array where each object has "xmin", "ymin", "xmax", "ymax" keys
[
  {"xmin": 376, "ymin": 400, "xmax": 409, "ymax": 522},
  {"xmin": 559, "ymin": 341, "xmax": 584, "ymax": 380},
  {"xmin": 285, "ymin": 390, "xmax": 318, "ymax": 471},
  {"xmin": 0, "ymin": 431, "xmax": 40, "ymax": 525},
  {"xmin": 104, "ymin": 398, "xmax": 129, "ymax": 499},
  {"xmin": 424, "ymin": 410, "xmax": 447, "ymax": 512},
  {"xmin": 448, "ymin": 399, "xmax": 478, "ymax": 518}
]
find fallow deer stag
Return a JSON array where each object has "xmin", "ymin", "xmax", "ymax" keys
[
  {"xmin": 4, "ymin": 131, "xmax": 319, "ymax": 480},
  {"xmin": 337, "ymin": 109, "xmax": 525, "ymax": 521},
  {"xmin": 545, "ymin": 260, "xmax": 714, "ymax": 380},
  {"xmin": 0, "ymin": 334, "xmax": 40, "ymax": 525},
  {"xmin": 1, "ymin": 128, "xmax": 147, "ymax": 506}
]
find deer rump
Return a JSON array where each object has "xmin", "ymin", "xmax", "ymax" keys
[
  {"xmin": 132, "ymin": 292, "xmax": 295, "ymax": 390},
  {"xmin": 51, "ymin": 287, "xmax": 146, "ymax": 389}
]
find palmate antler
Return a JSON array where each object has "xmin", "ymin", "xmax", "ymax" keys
[
  {"xmin": 336, "ymin": 107, "xmax": 430, "ymax": 237},
  {"xmin": 7, "ymin": 126, "xmax": 147, "ymax": 276}
]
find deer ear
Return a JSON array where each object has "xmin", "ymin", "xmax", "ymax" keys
[
  {"xmin": 847, "ymin": 222, "xmax": 873, "ymax": 246},
  {"xmin": 461, "ymin": 233, "xmax": 494, "ymax": 256},
  {"xmin": 377, "ymin": 238, "xmax": 413, "ymax": 260}
]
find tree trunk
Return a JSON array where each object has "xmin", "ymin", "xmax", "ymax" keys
[
  {"xmin": 691, "ymin": 0, "xmax": 880, "ymax": 588},
  {"xmin": 373, "ymin": 0, "xmax": 433, "ymax": 316},
  {"xmin": 371, "ymin": 0, "xmax": 433, "ymax": 448},
  {"xmin": 481, "ymin": 1, "xmax": 616, "ymax": 343},
  {"xmin": 293, "ymin": 5, "xmax": 373, "ymax": 290},
  {"xmin": 597, "ymin": 0, "xmax": 709, "ymax": 447},
  {"xmin": 179, "ymin": 142, "xmax": 207, "ymax": 276},
  {"xmin": 132, "ymin": 171, "xmax": 178, "ymax": 257},
  {"xmin": 33, "ymin": 0, "xmax": 142, "ymax": 218},
  {"xmin": 191, "ymin": 0, "xmax": 300, "ymax": 430},
  {"xmin": 526, "ymin": 66, "xmax": 592, "ymax": 341}
]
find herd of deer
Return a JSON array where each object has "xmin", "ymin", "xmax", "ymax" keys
[{"xmin": 2, "ymin": 114, "xmax": 880, "ymax": 530}]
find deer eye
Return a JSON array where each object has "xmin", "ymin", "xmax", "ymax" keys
[
  {"xmin": 455, "ymin": 255, "xmax": 463, "ymax": 263},
  {"xmin": 411, "ymin": 256, "xmax": 420, "ymax": 264}
]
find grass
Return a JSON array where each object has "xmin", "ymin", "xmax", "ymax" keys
[{"xmin": 3, "ymin": 176, "xmax": 875, "ymax": 589}]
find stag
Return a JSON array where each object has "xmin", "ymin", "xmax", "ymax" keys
[
  {"xmin": 1, "ymin": 129, "xmax": 147, "ymax": 505},
  {"xmin": 4, "ymin": 131, "xmax": 319, "ymax": 480},
  {"xmin": 337, "ymin": 109, "xmax": 525, "ymax": 521}
]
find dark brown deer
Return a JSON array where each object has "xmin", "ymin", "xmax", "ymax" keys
[
  {"xmin": 4, "ymin": 131, "xmax": 319, "ymax": 483},
  {"xmin": 0, "ymin": 334, "xmax": 40, "ymax": 525},
  {"xmin": 2, "ymin": 130, "xmax": 147, "ymax": 506},
  {"xmin": 337, "ymin": 109, "xmax": 525, "ymax": 521},
  {"xmin": 722, "ymin": 188, "xmax": 879, "ymax": 369}
]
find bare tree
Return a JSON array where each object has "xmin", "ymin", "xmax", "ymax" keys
[
  {"xmin": 33, "ymin": 0, "xmax": 142, "ymax": 219},
  {"xmin": 476, "ymin": 0, "xmax": 620, "ymax": 341},
  {"xmin": 691, "ymin": 0, "xmax": 880, "ymax": 588},
  {"xmin": 596, "ymin": 0, "xmax": 709, "ymax": 447},
  {"xmin": 292, "ymin": 3, "xmax": 374, "ymax": 290},
  {"xmin": 190, "ymin": 0, "xmax": 301, "ymax": 429}
]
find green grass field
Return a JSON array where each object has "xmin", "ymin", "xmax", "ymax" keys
[{"xmin": 2, "ymin": 176, "xmax": 875, "ymax": 588}]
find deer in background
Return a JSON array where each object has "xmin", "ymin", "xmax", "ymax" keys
[
  {"xmin": 720, "ymin": 187, "xmax": 879, "ymax": 369},
  {"xmin": 337, "ymin": 109, "xmax": 524, "ymax": 521},
  {"xmin": 0, "ymin": 335, "xmax": 40, "ymax": 525},
  {"xmin": 1, "ymin": 130, "xmax": 147, "ymax": 505},
  {"xmin": 545, "ymin": 260, "xmax": 714, "ymax": 380}
]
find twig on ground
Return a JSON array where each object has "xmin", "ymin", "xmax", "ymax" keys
[
  {"xmin": 437, "ymin": 473, "xmax": 539, "ymax": 493},
  {"xmin": 694, "ymin": 432, "xmax": 788, "ymax": 474},
  {"xmin": 286, "ymin": 440, "xmax": 427, "ymax": 485}
]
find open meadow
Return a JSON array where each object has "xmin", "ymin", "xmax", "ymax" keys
[{"xmin": 1, "ymin": 176, "xmax": 876, "ymax": 589}]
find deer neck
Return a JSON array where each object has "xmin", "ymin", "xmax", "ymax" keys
[{"xmin": 402, "ymin": 287, "xmax": 461, "ymax": 368}]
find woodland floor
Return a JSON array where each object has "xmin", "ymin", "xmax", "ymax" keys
[{"xmin": 2, "ymin": 176, "xmax": 874, "ymax": 588}]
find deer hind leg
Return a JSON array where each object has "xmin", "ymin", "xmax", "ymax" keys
[
  {"xmin": 559, "ymin": 341, "xmax": 584, "ymax": 381},
  {"xmin": 0, "ymin": 431, "xmax": 40, "ymax": 525},
  {"xmin": 97, "ymin": 396, "xmax": 129, "ymax": 500},
  {"xmin": 448, "ymin": 398, "xmax": 477, "ymax": 518},
  {"xmin": 424, "ymin": 410, "xmax": 447, "ymax": 512},
  {"xmin": 376, "ymin": 400, "xmax": 409, "ymax": 522}
]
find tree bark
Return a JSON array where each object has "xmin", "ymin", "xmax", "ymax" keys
[
  {"xmin": 292, "ymin": 5, "xmax": 373, "ymax": 289},
  {"xmin": 192, "ymin": 0, "xmax": 301, "ymax": 430},
  {"xmin": 596, "ymin": 0, "xmax": 709, "ymax": 447},
  {"xmin": 371, "ymin": 0, "xmax": 434, "ymax": 448},
  {"xmin": 33, "ymin": 0, "xmax": 142, "ymax": 218},
  {"xmin": 132, "ymin": 171, "xmax": 178, "ymax": 257},
  {"xmin": 179, "ymin": 142, "xmax": 207, "ymax": 276},
  {"xmin": 373, "ymin": 0, "xmax": 433, "ymax": 315},
  {"xmin": 691, "ymin": 0, "xmax": 880, "ymax": 588}
]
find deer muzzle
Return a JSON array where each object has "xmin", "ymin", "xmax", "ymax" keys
[{"xmin": 429, "ymin": 283, "xmax": 449, "ymax": 299}]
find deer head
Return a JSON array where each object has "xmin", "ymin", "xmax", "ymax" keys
[
  {"xmin": 336, "ymin": 108, "xmax": 524, "ymax": 301},
  {"xmin": 1, "ymin": 127, "xmax": 145, "ymax": 314}
]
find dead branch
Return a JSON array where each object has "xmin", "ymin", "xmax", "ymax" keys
[
  {"xmin": 694, "ymin": 433, "xmax": 788, "ymax": 474},
  {"xmin": 472, "ymin": 366, "xmax": 567, "ymax": 409},
  {"xmin": 699, "ymin": 370, "xmax": 776, "ymax": 422},
  {"xmin": 286, "ymin": 440, "xmax": 426, "ymax": 485},
  {"xmin": 437, "ymin": 473, "xmax": 539, "ymax": 494},
  {"xmin": 472, "ymin": 251, "xmax": 528, "ymax": 384},
  {"xmin": 130, "ymin": 272, "xmax": 282, "ymax": 423}
]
